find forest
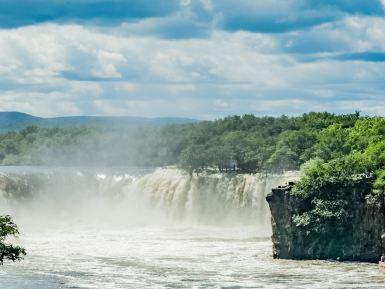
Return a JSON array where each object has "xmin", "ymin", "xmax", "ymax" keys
[{"xmin": 0, "ymin": 112, "xmax": 367, "ymax": 174}]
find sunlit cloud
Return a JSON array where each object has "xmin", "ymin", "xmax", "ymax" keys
[{"xmin": 0, "ymin": 1, "xmax": 385, "ymax": 118}]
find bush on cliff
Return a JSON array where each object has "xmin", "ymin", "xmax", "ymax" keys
[{"xmin": 292, "ymin": 117, "xmax": 385, "ymax": 236}]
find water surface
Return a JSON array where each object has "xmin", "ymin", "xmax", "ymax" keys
[
  {"xmin": 1, "ymin": 225, "xmax": 385, "ymax": 289},
  {"xmin": 0, "ymin": 167, "xmax": 384, "ymax": 288}
]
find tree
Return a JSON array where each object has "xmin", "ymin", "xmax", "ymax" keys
[
  {"xmin": 0, "ymin": 215, "xmax": 26, "ymax": 265},
  {"xmin": 267, "ymin": 130, "xmax": 316, "ymax": 171},
  {"xmin": 348, "ymin": 118, "xmax": 385, "ymax": 151},
  {"xmin": 310, "ymin": 124, "xmax": 352, "ymax": 161},
  {"xmin": 178, "ymin": 144, "xmax": 211, "ymax": 175}
]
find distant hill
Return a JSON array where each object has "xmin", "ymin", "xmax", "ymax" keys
[{"xmin": 0, "ymin": 112, "xmax": 198, "ymax": 132}]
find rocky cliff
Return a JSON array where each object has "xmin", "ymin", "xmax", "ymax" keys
[{"xmin": 266, "ymin": 179, "xmax": 385, "ymax": 262}]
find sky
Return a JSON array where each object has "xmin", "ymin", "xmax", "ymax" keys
[{"xmin": 0, "ymin": 0, "xmax": 385, "ymax": 119}]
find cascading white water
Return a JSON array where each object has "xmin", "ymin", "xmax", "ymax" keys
[
  {"xmin": 0, "ymin": 167, "xmax": 299, "ymax": 233},
  {"xmin": 128, "ymin": 168, "xmax": 299, "ymax": 229}
]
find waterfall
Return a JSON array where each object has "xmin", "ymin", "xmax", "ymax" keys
[
  {"xmin": 130, "ymin": 168, "xmax": 299, "ymax": 228},
  {"xmin": 0, "ymin": 167, "xmax": 299, "ymax": 233}
]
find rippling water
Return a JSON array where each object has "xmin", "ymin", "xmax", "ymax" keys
[
  {"xmin": 1, "ymin": 167, "xmax": 384, "ymax": 288},
  {"xmin": 1, "ymin": 224, "xmax": 385, "ymax": 289}
]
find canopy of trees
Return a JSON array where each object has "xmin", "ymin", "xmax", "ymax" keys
[{"xmin": 0, "ymin": 112, "xmax": 363, "ymax": 174}]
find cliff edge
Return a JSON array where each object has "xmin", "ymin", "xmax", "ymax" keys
[{"xmin": 266, "ymin": 179, "xmax": 385, "ymax": 262}]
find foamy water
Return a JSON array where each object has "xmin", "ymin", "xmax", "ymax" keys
[
  {"xmin": 1, "ymin": 225, "xmax": 385, "ymax": 289},
  {"xmin": 1, "ymin": 167, "xmax": 384, "ymax": 288}
]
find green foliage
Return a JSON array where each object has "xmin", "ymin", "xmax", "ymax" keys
[
  {"xmin": 292, "ymin": 198, "xmax": 349, "ymax": 232},
  {"xmin": 310, "ymin": 124, "xmax": 352, "ymax": 161},
  {"xmin": 267, "ymin": 130, "xmax": 316, "ymax": 171},
  {"xmin": 348, "ymin": 117, "xmax": 385, "ymax": 151},
  {"xmin": 0, "ymin": 112, "xmax": 369, "ymax": 175},
  {"xmin": 178, "ymin": 144, "xmax": 211, "ymax": 175},
  {"xmin": 291, "ymin": 116, "xmax": 385, "ymax": 237},
  {"xmin": 175, "ymin": 112, "xmax": 360, "ymax": 174},
  {"xmin": 0, "ymin": 215, "xmax": 26, "ymax": 265}
]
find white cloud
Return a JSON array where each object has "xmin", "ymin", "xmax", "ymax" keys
[{"xmin": 0, "ymin": 20, "xmax": 385, "ymax": 118}]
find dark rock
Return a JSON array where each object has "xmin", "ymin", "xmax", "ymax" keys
[{"xmin": 266, "ymin": 180, "xmax": 385, "ymax": 262}]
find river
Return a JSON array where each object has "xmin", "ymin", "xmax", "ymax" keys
[{"xmin": 0, "ymin": 167, "xmax": 384, "ymax": 288}]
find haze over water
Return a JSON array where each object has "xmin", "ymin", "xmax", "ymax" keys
[{"xmin": 0, "ymin": 167, "xmax": 384, "ymax": 289}]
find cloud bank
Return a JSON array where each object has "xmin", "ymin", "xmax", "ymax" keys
[{"xmin": 0, "ymin": 0, "xmax": 385, "ymax": 118}]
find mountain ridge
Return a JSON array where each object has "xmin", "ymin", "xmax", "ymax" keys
[{"xmin": 0, "ymin": 111, "xmax": 198, "ymax": 132}]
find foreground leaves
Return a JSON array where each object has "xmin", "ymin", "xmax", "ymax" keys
[{"xmin": 0, "ymin": 215, "xmax": 26, "ymax": 265}]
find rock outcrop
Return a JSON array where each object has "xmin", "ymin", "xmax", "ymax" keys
[{"xmin": 266, "ymin": 179, "xmax": 385, "ymax": 262}]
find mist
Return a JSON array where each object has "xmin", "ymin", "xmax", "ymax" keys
[
  {"xmin": 0, "ymin": 167, "xmax": 298, "ymax": 232},
  {"xmin": 0, "ymin": 124, "xmax": 187, "ymax": 167}
]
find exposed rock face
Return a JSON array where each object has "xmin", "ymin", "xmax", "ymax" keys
[
  {"xmin": 0, "ymin": 173, "xmax": 41, "ymax": 200},
  {"xmin": 266, "ymin": 180, "xmax": 385, "ymax": 262}
]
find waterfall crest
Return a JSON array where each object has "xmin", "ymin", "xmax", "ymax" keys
[{"xmin": 0, "ymin": 167, "xmax": 299, "ymax": 232}]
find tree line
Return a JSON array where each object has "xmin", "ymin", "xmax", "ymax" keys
[{"xmin": 0, "ymin": 112, "xmax": 362, "ymax": 174}]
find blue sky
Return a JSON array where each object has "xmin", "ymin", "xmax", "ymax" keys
[{"xmin": 0, "ymin": 0, "xmax": 385, "ymax": 118}]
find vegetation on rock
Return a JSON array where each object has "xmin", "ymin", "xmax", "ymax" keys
[{"xmin": 292, "ymin": 117, "xmax": 385, "ymax": 236}]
